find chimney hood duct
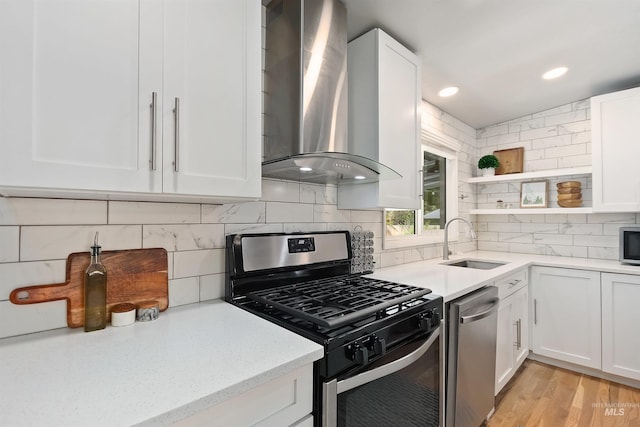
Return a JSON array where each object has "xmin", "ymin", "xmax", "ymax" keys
[{"xmin": 262, "ymin": 0, "xmax": 401, "ymax": 185}]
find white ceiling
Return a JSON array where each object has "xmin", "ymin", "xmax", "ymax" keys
[{"xmin": 342, "ymin": 0, "xmax": 640, "ymax": 129}]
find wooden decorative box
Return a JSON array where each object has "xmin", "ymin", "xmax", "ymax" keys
[{"xmin": 493, "ymin": 147, "xmax": 524, "ymax": 175}]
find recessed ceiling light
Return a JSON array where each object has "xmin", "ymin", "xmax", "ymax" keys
[
  {"xmin": 438, "ymin": 86, "xmax": 459, "ymax": 97},
  {"xmin": 299, "ymin": 167, "xmax": 312, "ymax": 172},
  {"xmin": 542, "ymin": 67, "xmax": 568, "ymax": 80},
  {"xmin": 354, "ymin": 175, "xmax": 366, "ymax": 180}
]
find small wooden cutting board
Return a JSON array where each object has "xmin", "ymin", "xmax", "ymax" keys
[{"xmin": 10, "ymin": 248, "xmax": 168, "ymax": 328}]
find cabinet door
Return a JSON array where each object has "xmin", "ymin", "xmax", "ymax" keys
[
  {"xmin": 339, "ymin": 29, "xmax": 420, "ymax": 210},
  {"xmin": 162, "ymin": 0, "xmax": 261, "ymax": 198},
  {"xmin": 495, "ymin": 294, "xmax": 515, "ymax": 394},
  {"xmin": 0, "ymin": 0, "xmax": 162, "ymax": 193},
  {"xmin": 531, "ymin": 267, "xmax": 601, "ymax": 369},
  {"xmin": 494, "ymin": 285, "xmax": 529, "ymax": 395},
  {"xmin": 591, "ymin": 86, "xmax": 640, "ymax": 212},
  {"xmin": 602, "ymin": 273, "xmax": 640, "ymax": 381},
  {"xmin": 172, "ymin": 364, "xmax": 313, "ymax": 427},
  {"xmin": 377, "ymin": 31, "xmax": 421, "ymax": 209},
  {"xmin": 512, "ymin": 286, "xmax": 529, "ymax": 367}
]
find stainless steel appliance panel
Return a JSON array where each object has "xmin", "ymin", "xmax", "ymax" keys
[
  {"xmin": 239, "ymin": 232, "xmax": 349, "ymax": 272},
  {"xmin": 447, "ymin": 286, "xmax": 499, "ymax": 427},
  {"xmin": 261, "ymin": 0, "xmax": 401, "ymax": 184},
  {"xmin": 264, "ymin": 0, "xmax": 347, "ymax": 159}
]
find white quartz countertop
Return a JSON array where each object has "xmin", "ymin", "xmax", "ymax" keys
[
  {"xmin": 369, "ymin": 251, "xmax": 640, "ymax": 302},
  {"xmin": 0, "ymin": 300, "xmax": 324, "ymax": 427},
  {"xmin": 3, "ymin": 252, "xmax": 638, "ymax": 426}
]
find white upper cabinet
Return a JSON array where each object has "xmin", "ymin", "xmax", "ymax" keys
[
  {"xmin": 338, "ymin": 28, "xmax": 421, "ymax": 210},
  {"xmin": 0, "ymin": 0, "xmax": 161, "ymax": 193},
  {"xmin": 162, "ymin": 0, "xmax": 261, "ymax": 198},
  {"xmin": 0, "ymin": 0, "xmax": 261, "ymax": 201},
  {"xmin": 591, "ymin": 86, "xmax": 640, "ymax": 212}
]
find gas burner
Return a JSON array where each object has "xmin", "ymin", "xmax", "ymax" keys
[{"xmin": 246, "ymin": 275, "xmax": 430, "ymax": 329}]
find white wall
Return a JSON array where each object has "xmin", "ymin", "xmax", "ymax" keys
[{"xmin": 474, "ymin": 100, "xmax": 640, "ymax": 260}]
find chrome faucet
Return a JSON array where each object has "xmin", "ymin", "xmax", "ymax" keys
[{"xmin": 443, "ymin": 217, "xmax": 477, "ymax": 260}]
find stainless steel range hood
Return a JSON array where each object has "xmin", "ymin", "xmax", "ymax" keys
[{"xmin": 262, "ymin": 0, "xmax": 401, "ymax": 185}]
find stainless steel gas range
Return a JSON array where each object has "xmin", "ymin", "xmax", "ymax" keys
[{"xmin": 225, "ymin": 231, "xmax": 444, "ymax": 427}]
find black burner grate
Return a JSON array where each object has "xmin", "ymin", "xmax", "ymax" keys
[{"xmin": 245, "ymin": 275, "xmax": 430, "ymax": 329}]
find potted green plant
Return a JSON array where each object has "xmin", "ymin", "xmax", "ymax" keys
[{"xmin": 478, "ymin": 154, "xmax": 500, "ymax": 176}]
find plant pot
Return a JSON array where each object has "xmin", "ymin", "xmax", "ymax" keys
[{"xmin": 481, "ymin": 168, "xmax": 495, "ymax": 177}]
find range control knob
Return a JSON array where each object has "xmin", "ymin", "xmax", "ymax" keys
[
  {"xmin": 371, "ymin": 336, "xmax": 387, "ymax": 357},
  {"xmin": 429, "ymin": 310, "xmax": 441, "ymax": 327},
  {"xmin": 352, "ymin": 344, "xmax": 369, "ymax": 366},
  {"xmin": 419, "ymin": 310, "xmax": 440, "ymax": 332}
]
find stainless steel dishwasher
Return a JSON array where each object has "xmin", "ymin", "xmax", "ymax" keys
[{"xmin": 446, "ymin": 286, "xmax": 499, "ymax": 427}]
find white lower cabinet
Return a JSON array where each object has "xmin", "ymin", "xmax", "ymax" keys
[
  {"xmin": 530, "ymin": 266, "xmax": 601, "ymax": 369},
  {"xmin": 495, "ymin": 269, "xmax": 529, "ymax": 394},
  {"xmin": 601, "ymin": 273, "xmax": 640, "ymax": 381},
  {"xmin": 173, "ymin": 364, "xmax": 313, "ymax": 427}
]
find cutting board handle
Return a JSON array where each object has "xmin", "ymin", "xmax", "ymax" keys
[{"xmin": 10, "ymin": 282, "xmax": 74, "ymax": 305}]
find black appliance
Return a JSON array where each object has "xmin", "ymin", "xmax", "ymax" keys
[
  {"xmin": 225, "ymin": 231, "xmax": 444, "ymax": 427},
  {"xmin": 620, "ymin": 226, "xmax": 640, "ymax": 265}
]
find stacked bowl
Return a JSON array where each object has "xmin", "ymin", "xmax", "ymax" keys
[{"xmin": 557, "ymin": 181, "xmax": 582, "ymax": 207}]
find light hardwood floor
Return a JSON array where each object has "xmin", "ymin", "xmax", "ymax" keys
[{"xmin": 485, "ymin": 360, "xmax": 640, "ymax": 427}]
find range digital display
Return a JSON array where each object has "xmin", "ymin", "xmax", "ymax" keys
[{"xmin": 288, "ymin": 237, "xmax": 315, "ymax": 253}]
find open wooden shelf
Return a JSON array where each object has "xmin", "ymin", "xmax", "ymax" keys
[
  {"xmin": 467, "ymin": 166, "xmax": 592, "ymax": 184},
  {"xmin": 471, "ymin": 207, "xmax": 593, "ymax": 215}
]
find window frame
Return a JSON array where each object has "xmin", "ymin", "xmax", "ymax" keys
[{"xmin": 383, "ymin": 135, "xmax": 459, "ymax": 250}]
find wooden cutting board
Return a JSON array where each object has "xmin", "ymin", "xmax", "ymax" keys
[{"xmin": 10, "ymin": 248, "xmax": 168, "ymax": 328}]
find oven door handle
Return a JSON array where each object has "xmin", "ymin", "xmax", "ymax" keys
[{"xmin": 336, "ymin": 325, "xmax": 440, "ymax": 394}]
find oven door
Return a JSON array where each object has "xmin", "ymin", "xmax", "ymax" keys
[{"xmin": 322, "ymin": 324, "xmax": 443, "ymax": 427}]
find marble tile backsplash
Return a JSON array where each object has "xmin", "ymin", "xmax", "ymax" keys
[
  {"xmin": 474, "ymin": 100, "xmax": 639, "ymax": 260},
  {"xmin": 0, "ymin": 186, "xmax": 377, "ymax": 338},
  {"xmin": 476, "ymin": 212, "xmax": 640, "ymax": 259},
  {"xmin": 476, "ymin": 99, "xmax": 592, "ymax": 172}
]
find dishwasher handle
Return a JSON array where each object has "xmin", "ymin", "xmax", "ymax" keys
[{"xmin": 460, "ymin": 299, "xmax": 499, "ymax": 323}]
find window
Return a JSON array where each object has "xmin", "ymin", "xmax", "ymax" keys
[
  {"xmin": 422, "ymin": 150, "xmax": 447, "ymax": 231},
  {"xmin": 383, "ymin": 138, "xmax": 458, "ymax": 249}
]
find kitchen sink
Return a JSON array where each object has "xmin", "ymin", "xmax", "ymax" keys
[{"xmin": 440, "ymin": 259, "xmax": 507, "ymax": 270}]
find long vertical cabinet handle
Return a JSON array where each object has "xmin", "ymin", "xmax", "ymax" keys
[
  {"xmin": 149, "ymin": 92, "xmax": 158, "ymax": 171},
  {"xmin": 534, "ymin": 299, "xmax": 538, "ymax": 325},
  {"xmin": 516, "ymin": 319, "xmax": 522, "ymax": 350},
  {"xmin": 173, "ymin": 97, "xmax": 180, "ymax": 172}
]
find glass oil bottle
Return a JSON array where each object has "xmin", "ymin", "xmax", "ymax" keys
[{"xmin": 84, "ymin": 232, "xmax": 107, "ymax": 332}]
